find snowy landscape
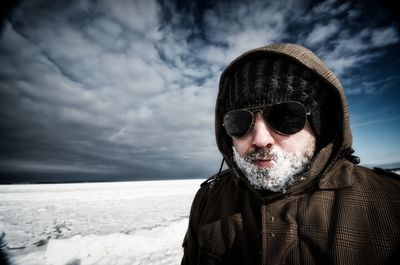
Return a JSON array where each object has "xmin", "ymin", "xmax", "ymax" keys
[{"xmin": 0, "ymin": 179, "xmax": 203, "ymax": 265}]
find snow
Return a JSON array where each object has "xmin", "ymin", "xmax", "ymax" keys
[{"xmin": 0, "ymin": 179, "xmax": 203, "ymax": 265}]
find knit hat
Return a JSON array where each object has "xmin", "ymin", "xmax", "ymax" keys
[{"xmin": 224, "ymin": 57, "xmax": 327, "ymax": 138}]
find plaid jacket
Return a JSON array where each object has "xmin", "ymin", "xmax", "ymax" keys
[
  {"xmin": 181, "ymin": 44, "xmax": 400, "ymax": 264},
  {"xmin": 182, "ymin": 165, "xmax": 400, "ymax": 264}
]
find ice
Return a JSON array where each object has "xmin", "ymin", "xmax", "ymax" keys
[{"xmin": 0, "ymin": 179, "xmax": 203, "ymax": 265}]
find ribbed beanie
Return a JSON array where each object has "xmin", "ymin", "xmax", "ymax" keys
[{"xmin": 224, "ymin": 58, "xmax": 327, "ymax": 138}]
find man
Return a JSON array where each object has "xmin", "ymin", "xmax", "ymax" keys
[{"xmin": 181, "ymin": 43, "xmax": 400, "ymax": 265}]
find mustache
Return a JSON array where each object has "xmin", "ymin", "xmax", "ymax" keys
[{"xmin": 245, "ymin": 148, "xmax": 279, "ymax": 161}]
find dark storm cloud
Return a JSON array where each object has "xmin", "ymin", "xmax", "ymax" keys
[{"xmin": 0, "ymin": 0, "xmax": 399, "ymax": 182}]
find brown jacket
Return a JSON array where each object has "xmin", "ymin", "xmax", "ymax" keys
[{"xmin": 182, "ymin": 43, "xmax": 400, "ymax": 265}]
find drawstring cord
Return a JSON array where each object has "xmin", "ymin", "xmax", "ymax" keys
[
  {"xmin": 217, "ymin": 157, "xmax": 225, "ymax": 178},
  {"xmin": 209, "ymin": 157, "xmax": 225, "ymax": 189}
]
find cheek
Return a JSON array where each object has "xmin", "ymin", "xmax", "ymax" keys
[
  {"xmin": 232, "ymin": 138, "xmax": 251, "ymax": 156},
  {"xmin": 280, "ymin": 132, "xmax": 316, "ymax": 154}
]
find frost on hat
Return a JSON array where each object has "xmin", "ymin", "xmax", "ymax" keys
[{"xmin": 224, "ymin": 58, "xmax": 328, "ymax": 138}]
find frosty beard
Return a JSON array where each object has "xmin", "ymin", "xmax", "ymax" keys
[{"xmin": 232, "ymin": 145, "xmax": 315, "ymax": 193}]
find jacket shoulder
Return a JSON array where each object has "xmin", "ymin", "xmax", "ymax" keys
[
  {"xmin": 200, "ymin": 169, "xmax": 232, "ymax": 188},
  {"xmin": 188, "ymin": 170, "xmax": 234, "ymax": 224},
  {"xmin": 353, "ymin": 165, "xmax": 399, "ymax": 180},
  {"xmin": 352, "ymin": 165, "xmax": 400, "ymax": 193},
  {"xmin": 372, "ymin": 167, "xmax": 400, "ymax": 181},
  {"xmin": 191, "ymin": 169, "xmax": 234, "ymax": 211}
]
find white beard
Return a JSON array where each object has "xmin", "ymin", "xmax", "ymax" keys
[{"xmin": 232, "ymin": 146, "xmax": 315, "ymax": 193}]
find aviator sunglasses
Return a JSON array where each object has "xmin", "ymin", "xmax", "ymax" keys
[{"xmin": 223, "ymin": 101, "xmax": 311, "ymax": 138}]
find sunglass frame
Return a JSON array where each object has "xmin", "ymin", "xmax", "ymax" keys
[{"xmin": 223, "ymin": 101, "xmax": 311, "ymax": 139}]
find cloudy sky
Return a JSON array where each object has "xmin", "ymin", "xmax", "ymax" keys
[{"xmin": 0, "ymin": 0, "xmax": 399, "ymax": 183}]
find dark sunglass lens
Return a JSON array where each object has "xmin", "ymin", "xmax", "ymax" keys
[
  {"xmin": 265, "ymin": 102, "xmax": 306, "ymax": 134},
  {"xmin": 223, "ymin": 110, "xmax": 253, "ymax": 138}
]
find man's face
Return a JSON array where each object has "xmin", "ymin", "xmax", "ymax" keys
[{"xmin": 232, "ymin": 112, "xmax": 316, "ymax": 192}]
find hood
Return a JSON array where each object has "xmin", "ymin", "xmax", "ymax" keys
[{"xmin": 215, "ymin": 43, "xmax": 355, "ymax": 194}]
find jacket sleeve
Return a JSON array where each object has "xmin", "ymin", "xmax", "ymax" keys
[
  {"xmin": 181, "ymin": 221, "xmax": 198, "ymax": 265},
  {"xmin": 181, "ymin": 185, "xmax": 209, "ymax": 265}
]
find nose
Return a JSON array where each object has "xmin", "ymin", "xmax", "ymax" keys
[{"xmin": 250, "ymin": 112, "xmax": 275, "ymax": 148}]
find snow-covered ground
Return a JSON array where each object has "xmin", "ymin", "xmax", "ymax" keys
[{"xmin": 0, "ymin": 179, "xmax": 203, "ymax": 265}]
